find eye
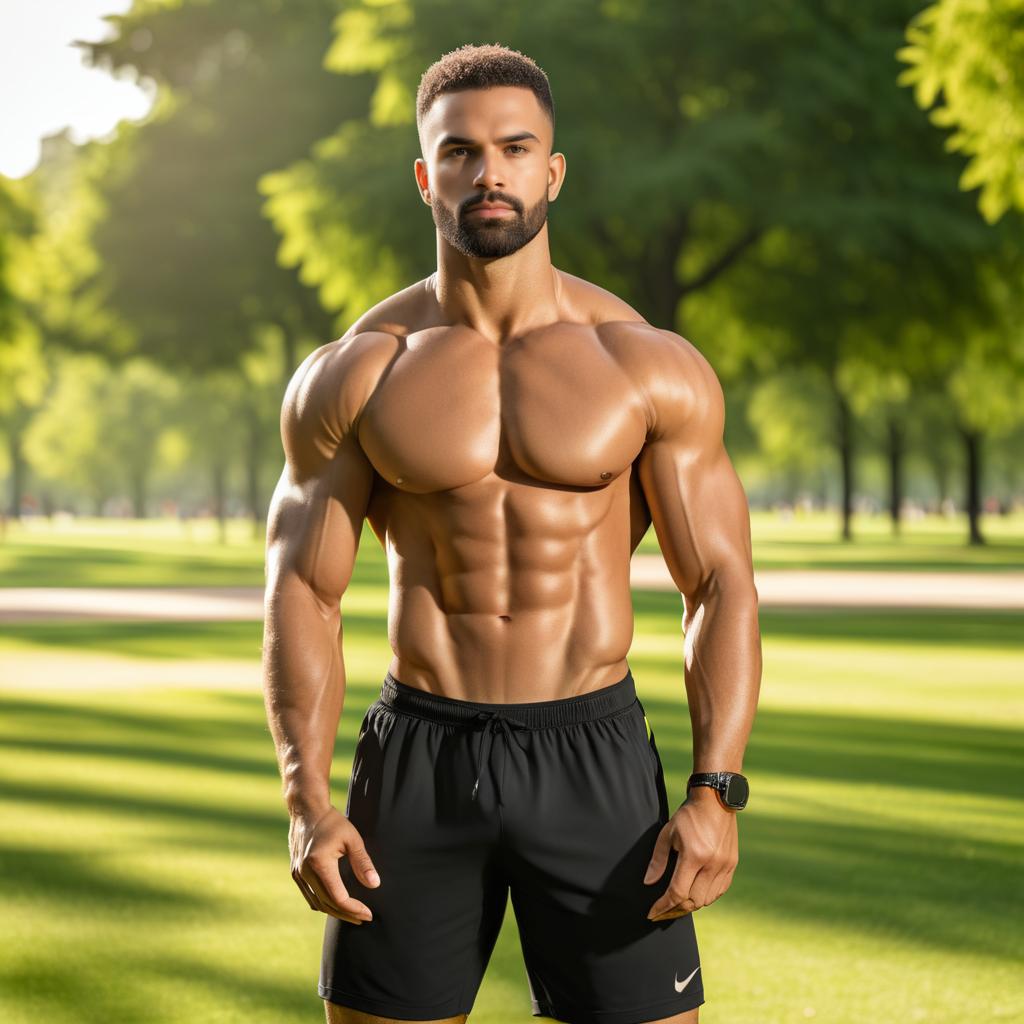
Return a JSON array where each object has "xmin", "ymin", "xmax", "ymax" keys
[
  {"xmin": 507, "ymin": 144, "xmax": 527, "ymax": 154},
  {"xmin": 451, "ymin": 146, "xmax": 469, "ymax": 157}
]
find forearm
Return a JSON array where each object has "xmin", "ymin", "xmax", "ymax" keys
[
  {"xmin": 262, "ymin": 572, "xmax": 345, "ymax": 819},
  {"xmin": 681, "ymin": 567, "xmax": 761, "ymax": 775}
]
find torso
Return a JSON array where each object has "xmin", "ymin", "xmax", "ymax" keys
[{"xmin": 345, "ymin": 270, "xmax": 662, "ymax": 702}]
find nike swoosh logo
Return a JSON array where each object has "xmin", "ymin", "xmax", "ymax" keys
[{"xmin": 674, "ymin": 966, "xmax": 701, "ymax": 993}]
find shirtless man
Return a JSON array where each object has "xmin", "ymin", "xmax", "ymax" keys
[{"xmin": 262, "ymin": 42, "xmax": 761, "ymax": 1024}]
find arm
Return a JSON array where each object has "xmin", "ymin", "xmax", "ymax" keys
[
  {"xmin": 635, "ymin": 328, "xmax": 762, "ymax": 918},
  {"xmin": 262, "ymin": 335, "xmax": 381, "ymax": 923}
]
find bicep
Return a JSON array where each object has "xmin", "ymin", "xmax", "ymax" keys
[
  {"xmin": 636, "ymin": 432, "xmax": 753, "ymax": 604},
  {"xmin": 635, "ymin": 333, "xmax": 754, "ymax": 604},
  {"xmin": 265, "ymin": 432, "xmax": 375, "ymax": 611}
]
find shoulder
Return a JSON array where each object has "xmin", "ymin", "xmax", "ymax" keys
[
  {"xmin": 597, "ymin": 322, "xmax": 724, "ymax": 442},
  {"xmin": 347, "ymin": 277, "xmax": 433, "ymax": 337},
  {"xmin": 555, "ymin": 268, "xmax": 646, "ymax": 325},
  {"xmin": 281, "ymin": 331, "xmax": 398, "ymax": 471}
]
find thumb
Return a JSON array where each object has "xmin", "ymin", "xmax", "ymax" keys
[
  {"xmin": 346, "ymin": 833, "xmax": 381, "ymax": 887},
  {"xmin": 643, "ymin": 826, "xmax": 670, "ymax": 884}
]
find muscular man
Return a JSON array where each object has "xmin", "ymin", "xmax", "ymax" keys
[{"xmin": 262, "ymin": 42, "xmax": 761, "ymax": 1024}]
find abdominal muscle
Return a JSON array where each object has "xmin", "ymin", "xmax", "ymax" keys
[{"xmin": 370, "ymin": 470, "xmax": 637, "ymax": 703}]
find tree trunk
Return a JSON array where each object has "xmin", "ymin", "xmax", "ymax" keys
[
  {"xmin": 837, "ymin": 394, "xmax": 854, "ymax": 541},
  {"xmin": 887, "ymin": 417, "xmax": 904, "ymax": 535},
  {"xmin": 931, "ymin": 457, "xmax": 950, "ymax": 511},
  {"xmin": 7, "ymin": 428, "xmax": 25, "ymax": 518},
  {"xmin": 960, "ymin": 426, "xmax": 984, "ymax": 545},
  {"xmin": 131, "ymin": 473, "xmax": 147, "ymax": 519},
  {"xmin": 213, "ymin": 461, "xmax": 228, "ymax": 545},
  {"xmin": 246, "ymin": 406, "xmax": 264, "ymax": 539}
]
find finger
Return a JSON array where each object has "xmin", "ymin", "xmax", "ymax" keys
[
  {"xmin": 650, "ymin": 902, "xmax": 696, "ymax": 921},
  {"xmin": 301, "ymin": 859, "xmax": 373, "ymax": 923},
  {"xmin": 642, "ymin": 823, "xmax": 672, "ymax": 884},
  {"xmin": 703, "ymin": 864, "xmax": 734, "ymax": 905},
  {"xmin": 708, "ymin": 864, "xmax": 737, "ymax": 904},
  {"xmin": 345, "ymin": 834, "xmax": 381, "ymax": 889},
  {"xmin": 686, "ymin": 864, "xmax": 719, "ymax": 908},
  {"xmin": 292, "ymin": 867, "xmax": 322, "ymax": 911},
  {"xmin": 647, "ymin": 852, "xmax": 702, "ymax": 918}
]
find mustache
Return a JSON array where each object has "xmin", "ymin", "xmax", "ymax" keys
[{"xmin": 463, "ymin": 195, "xmax": 521, "ymax": 215}]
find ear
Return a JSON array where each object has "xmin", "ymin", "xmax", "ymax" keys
[
  {"xmin": 414, "ymin": 158, "xmax": 431, "ymax": 205},
  {"xmin": 548, "ymin": 151, "xmax": 566, "ymax": 202}
]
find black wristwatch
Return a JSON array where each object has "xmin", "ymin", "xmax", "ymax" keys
[{"xmin": 687, "ymin": 771, "xmax": 749, "ymax": 810}]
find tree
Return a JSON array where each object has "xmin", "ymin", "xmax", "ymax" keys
[
  {"xmin": 262, "ymin": 0, "xmax": 1003, "ymax": 542},
  {"xmin": 80, "ymin": 0, "xmax": 362, "ymax": 388},
  {"xmin": 898, "ymin": 0, "xmax": 1024, "ymax": 224}
]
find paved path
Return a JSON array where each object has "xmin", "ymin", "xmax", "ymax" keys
[
  {"xmin": 2, "ymin": 560, "xmax": 1019, "ymax": 691},
  {"xmin": 1, "ymin": 560, "xmax": 1022, "ymax": 623}
]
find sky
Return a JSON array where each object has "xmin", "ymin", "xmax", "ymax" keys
[{"xmin": 0, "ymin": 0, "xmax": 155, "ymax": 179}]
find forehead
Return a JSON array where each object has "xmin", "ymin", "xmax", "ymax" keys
[{"xmin": 422, "ymin": 85, "xmax": 549, "ymax": 148}]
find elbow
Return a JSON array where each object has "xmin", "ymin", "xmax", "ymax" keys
[
  {"xmin": 265, "ymin": 568, "xmax": 346, "ymax": 626},
  {"xmin": 683, "ymin": 563, "xmax": 758, "ymax": 611}
]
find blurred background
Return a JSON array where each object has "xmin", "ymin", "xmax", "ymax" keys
[{"xmin": 1, "ymin": 1, "xmax": 1021, "ymax": 1022}]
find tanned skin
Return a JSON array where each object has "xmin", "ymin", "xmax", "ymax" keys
[{"xmin": 262, "ymin": 83, "xmax": 761, "ymax": 1024}]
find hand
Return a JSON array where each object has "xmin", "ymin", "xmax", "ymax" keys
[
  {"xmin": 643, "ymin": 787, "xmax": 738, "ymax": 921},
  {"xmin": 289, "ymin": 804, "xmax": 381, "ymax": 924}
]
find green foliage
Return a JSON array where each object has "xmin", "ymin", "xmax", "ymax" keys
[
  {"xmin": 898, "ymin": 0, "xmax": 1024, "ymax": 223},
  {"xmin": 80, "ymin": 0, "xmax": 365, "ymax": 378},
  {"xmin": 746, "ymin": 365, "xmax": 835, "ymax": 472},
  {"xmin": 23, "ymin": 354, "xmax": 182, "ymax": 511}
]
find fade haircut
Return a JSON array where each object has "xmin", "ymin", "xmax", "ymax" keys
[{"xmin": 416, "ymin": 43, "xmax": 556, "ymax": 149}]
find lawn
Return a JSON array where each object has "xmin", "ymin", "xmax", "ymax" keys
[
  {"xmin": 0, "ymin": 518, "xmax": 1022, "ymax": 1023},
  {"xmin": 1, "ymin": 509, "xmax": 1023, "ymax": 587}
]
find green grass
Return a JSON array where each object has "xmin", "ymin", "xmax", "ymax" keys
[
  {"xmin": 1, "ymin": 510, "xmax": 1023, "ymax": 587},
  {"xmin": 2, "ymin": 592, "xmax": 1022, "ymax": 1023},
  {"xmin": 727, "ymin": 508, "xmax": 1024, "ymax": 571}
]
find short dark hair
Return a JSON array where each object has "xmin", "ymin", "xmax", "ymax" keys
[{"xmin": 416, "ymin": 43, "xmax": 555, "ymax": 144}]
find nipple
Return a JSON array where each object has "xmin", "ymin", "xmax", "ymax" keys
[
  {"xmin": 600, "ymin": 471, "xmax": 612, "ymax": 480},
  {"xmin": 395, "ymin": 477, "xmax": 404, "ymax": 484}
]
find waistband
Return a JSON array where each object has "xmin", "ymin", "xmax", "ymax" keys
[{"xmin": 378, "ymin": 666, "xmax": 637, "ymax": 729}]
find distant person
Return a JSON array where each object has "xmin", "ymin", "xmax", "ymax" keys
[{"xmin": 262, "ymin": 42, "xmax": 760, "ymax": 1024}]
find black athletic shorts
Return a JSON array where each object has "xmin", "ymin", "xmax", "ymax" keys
[{"xmin": 319, "ymin": 665, "xmax": 704, "ymax": 1023}]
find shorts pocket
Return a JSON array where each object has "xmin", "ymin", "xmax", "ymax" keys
[{"xmin": 633, "ymin": 701, "xmax": 660, "ymax": 778}]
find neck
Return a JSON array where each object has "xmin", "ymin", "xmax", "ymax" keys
[{"xmin": 429, "ymin": 225, "xmax": 563, "ymax": 343}]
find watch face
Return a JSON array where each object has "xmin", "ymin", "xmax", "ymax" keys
[{"xmin": 724, "ymin": 774, "xmax": 749, "ymax": 808}]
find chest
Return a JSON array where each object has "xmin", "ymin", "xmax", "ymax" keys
[{"xmin": 357, "ymin": 324, "xmax": 649, "ymax": 492}]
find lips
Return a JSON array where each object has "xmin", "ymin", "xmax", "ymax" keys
[{"xmin": 467, "ymin": 202, "xmax": 514, "ymax": 216}]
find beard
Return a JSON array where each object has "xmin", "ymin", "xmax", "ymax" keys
[{"xmin": 431, "ymin": 191, "xmax": 549, "ymax": 259}]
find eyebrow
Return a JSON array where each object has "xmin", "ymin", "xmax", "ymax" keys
[{"xmin": 437, "ymin": 131, "xmax": 540, "ymax": 151}]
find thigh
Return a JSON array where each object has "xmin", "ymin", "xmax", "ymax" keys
[
  {"xmin": 504, "ymin": 701, "xmax": 705, "ymax": 1024},
  {"xmin": 318, "ymin": 702, "xmax": 508, "ymax": 1021}
]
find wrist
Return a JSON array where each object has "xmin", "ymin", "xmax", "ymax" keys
[
  {"xmin": 687, "ymin": 770, "xmax": 749, "ymax": 811},
  {"xmin": 684, "ymin": 785, "xmax": 725, "ymax": 807},
  {"xmin": 284, "ymin": 784, "xmax": 333, "ymax": 821}
]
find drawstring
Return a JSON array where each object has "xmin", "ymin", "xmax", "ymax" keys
[{"xmin": 470, "ymin": 710, "xmax": 529, "ymax": 804}]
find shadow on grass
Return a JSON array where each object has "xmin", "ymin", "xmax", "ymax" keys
[
  {"xmin": 0, "ymin": 542, "xmax": 264, "ymax": 589},
  {"xmin": 0, "ymin": 946, "xmax": 316, "ymax": 1024},
  {"xmin": 3, "ymin": 683, "xmax": 1022, "ymax": 973},
  {"xmin": 631, "ymin": 592, "xmax": 1024, "ymax": 649},
  {"xmin": 0, "ymin": 613, "xmax": 386, "ymax": 659}
]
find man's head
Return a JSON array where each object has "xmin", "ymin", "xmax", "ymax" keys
[{"xmin": 414, "ymin": 43, "xmax": 566, "ymax": 260}]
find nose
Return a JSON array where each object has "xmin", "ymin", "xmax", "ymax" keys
[{"xmin": 472, "ymin": 153, "xmax": 505, "ymax": 192}]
